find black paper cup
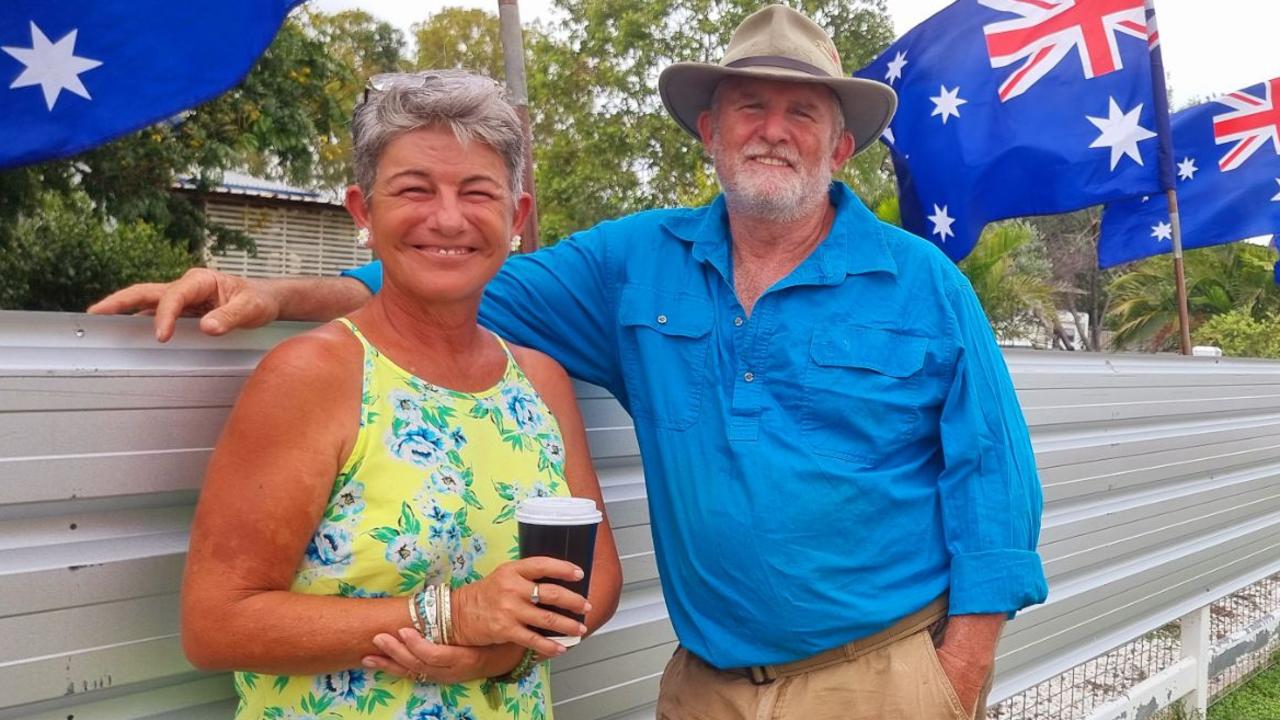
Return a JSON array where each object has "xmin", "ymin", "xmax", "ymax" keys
[{"xmin": 517, "ymin": 496, "xmax": 602, "ymax": 647}]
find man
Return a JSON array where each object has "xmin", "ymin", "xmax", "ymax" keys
[{"xmin": 92, "ymin": 6, "xmax": 1047, "ymax": 718}]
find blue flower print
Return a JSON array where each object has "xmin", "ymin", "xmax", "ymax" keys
[
  {"xmin": 315, "ymin": 669, "xmax": 367, "ymax": 704},
  {"xmin": 303, "ymin": 523, "xmax": 353, "ymax": 571},
  {"xmin": 501, "ymin": 385, "xmax": 544, "ymax": 434},
  {"xmin": 385, "ymin": 533, "xmax": 425, "ymax": 571},
  {"xmin": 392, "ymin": 424, "xmax": 450, "ymax": 468}
]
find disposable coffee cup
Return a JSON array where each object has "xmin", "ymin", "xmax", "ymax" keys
[{"xmin": 516, "ymin": 496, "xmax": 603, "ymax": 648}]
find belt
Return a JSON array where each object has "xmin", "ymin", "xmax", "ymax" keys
[{"xmin": 718, "ymin": 595, "xmax": 949, "ymax": 686}]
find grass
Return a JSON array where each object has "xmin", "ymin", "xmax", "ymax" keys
[{"xmin": 1208, "ymin": 651, "xmax": 1280, "ymax": 720}]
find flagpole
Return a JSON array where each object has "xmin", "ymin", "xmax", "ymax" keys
[
  {"xmin": 1167, "ymin": 190, "xmax": 1193, "ymax": 354},
  {"xmin": 1145, "ymin": 0, "xmax": 1192, "ymax": 355},
  {"xmin": 497, "ymin": 0, "xmax": 539, "ymax": 253}
]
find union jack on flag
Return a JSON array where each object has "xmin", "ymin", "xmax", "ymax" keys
[
  {"xmin": 982, "ymin": 0, "xmax": 1149, "ymax": 101},
  {"xmin": 1213, "ymin": 78, "xmax": 1280, "ymax": 172},
  {"xmin": 1101, "ymin": 77, "xmax": 1280, "ymax": 268},
  {"xmin": 855, "ymin": 0, "xmax": 1165, "ymax": 262}
]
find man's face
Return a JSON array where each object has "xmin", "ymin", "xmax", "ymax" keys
[{"xmin": 699, "ymin": 77, "xmax": 853, "ymax": 220}]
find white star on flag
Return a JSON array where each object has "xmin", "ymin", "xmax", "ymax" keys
[
  {"xmin": 883, "ymin": 127, "xmax": 896, "ymax": 145},
  {"xmin": 1087, "ymin": 97, "xmax": 1156, "ymax": 171},
  {"xmin": 928, "ymin": 204, "xmax": 955, "ymax": 241},
  {"xmin": 885, "ymin": 51, "xmax": 908, "ymax": 84},
  {"xmin": 1272, "ymin": 178, "xmax": 1280, "ymax": 202},
  {"xmin": 1177, "ymin": 157, "xmax": 1198, "ymax": 181},
  {"xmin": 1150, "ymin": 220, "xmax": 1173, "ymax": 242},
  {"xmin": 930, "ymin": 86, "xmax": 967, "ymax": 125},
  {"xmin": 3, "ymin": 22, "xmax": 103, "ymax": 111}
]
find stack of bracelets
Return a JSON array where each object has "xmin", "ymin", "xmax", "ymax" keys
[{"xmin": 408, "ymin": 585, "xmax": 538, "ymax": 683}]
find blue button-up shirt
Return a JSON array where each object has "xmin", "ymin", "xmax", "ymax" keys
[{"xmin": 343, "ymin": 183, "xmax": 1048, "ymax": 668}]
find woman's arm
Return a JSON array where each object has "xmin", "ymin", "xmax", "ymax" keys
[{"xmin": 181, "ymin": 325, "xmax": 412, "ymax": 675}]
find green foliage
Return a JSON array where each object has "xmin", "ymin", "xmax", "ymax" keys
[
  {"xmin": 1106, "ymin": 243, "xmax": 1280, "ymax": 352},
  {"xmin": 959, "ymin": 221, "xmax": 1057, "ymax": 343},
  {"xmin": 1208, "ymin": 656, "xmax": 1280, "ymax": 720},
  {"xmin": 1194, "ymin": 309, "xmax": 1280, "ymax": 359},
  {"xmin": 414, "ymin": 9, "xmax": 506, "ymax": 80},
  {"xmin": 0, "ymin": 191, "xmax": 191, "ymax": 311}
]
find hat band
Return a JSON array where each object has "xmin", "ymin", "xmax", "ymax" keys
[{"xmin": 724, "ymin": 55, "xmax": 832, "ymax": 79}]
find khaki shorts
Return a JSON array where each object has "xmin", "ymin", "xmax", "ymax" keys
[{"xmin": 656, "ymin": 629, "xmax": 992, "ymax": 720}]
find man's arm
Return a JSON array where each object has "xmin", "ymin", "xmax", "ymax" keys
[
  {"xmin": 932, "ymin": 273, "xmax": 1049, "ymax": 714},
  {"xmin": 88, "ymin": 267, "xmax": 373, "ymax": 341}
]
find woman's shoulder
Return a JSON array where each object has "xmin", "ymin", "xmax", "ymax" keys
[
  {"xmin": 250, "ymin": 321, "xmax": 364, "ymax": 390},
  {"xmin": 506, "ymin": 342, "xmax": 573, "ymax": 398}
]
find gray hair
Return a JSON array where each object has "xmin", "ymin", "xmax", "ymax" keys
[{"xmin": 351, "ymin": 69, "xmax": 526, "ymax": 201}]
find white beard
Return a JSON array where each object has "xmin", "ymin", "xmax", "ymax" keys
[{"xmin": 711, "ymin": 135, "xmax": 833, "ymax": 222}]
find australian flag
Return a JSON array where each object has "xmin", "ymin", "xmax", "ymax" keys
[
  {"xmin": 1098, "ymin": 78, "xmax": 1280, "ymax": 267},
  {"xmin": 856, "ymin": 0, "xmax": 1166, "ymax": 262},
  {"xmin": 0, "ymin": 0, "xmax": 301, "ymax": 170}
]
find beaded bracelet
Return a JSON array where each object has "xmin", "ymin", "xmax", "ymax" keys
[{"xmin": 492, "ymin": 648, "xmax": 538, "ymax": 684}]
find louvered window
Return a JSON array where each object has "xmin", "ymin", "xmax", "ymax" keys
[{"xmin": 203, "ymin": 198, "xmax": 373, "ymax": 277}]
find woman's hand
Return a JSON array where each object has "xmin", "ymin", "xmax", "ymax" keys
[
  {"xmin": 364, "ymin": 629, "xmax": 502, "ymax": 685},
  {"xmin": 450, "ymin": 557, "xmax": 591, "ymax": 657}
]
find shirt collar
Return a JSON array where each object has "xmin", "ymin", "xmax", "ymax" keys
[{"xmin": 659, "ymin": 182, "xmax": 898, "ymax": 280}]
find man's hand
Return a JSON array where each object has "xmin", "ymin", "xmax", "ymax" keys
[
  {"xmin": 88, "ymin": 268, "xmax": 280, "ymax": 342},
  {"xmin": 934, "ymin": 613, "xmax": 1004, "ymax": 717}
]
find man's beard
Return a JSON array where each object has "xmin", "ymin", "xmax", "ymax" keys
[{"xmin": 711, "ymin": 136, "xmax": 832, "ymax": 222}]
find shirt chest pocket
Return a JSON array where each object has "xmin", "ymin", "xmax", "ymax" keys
[
  {"xmin": 617, "ymin": 284, "xmax": 714, "ymax": 430},
  {"xmin": 801, "ymin": 326, "xmax": 929, "ymax": 465}
]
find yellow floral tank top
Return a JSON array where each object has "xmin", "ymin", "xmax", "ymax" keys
[{"xmin": 234, "ymin": 318, "xmax": 569, "ymax": 720}]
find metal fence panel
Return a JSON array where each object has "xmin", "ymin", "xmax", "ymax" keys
[{"xmin": 4, "ymin": 313, "xmax": 1280, "ymax": 718}]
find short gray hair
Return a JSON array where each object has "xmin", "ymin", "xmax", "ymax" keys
[{"xmin": 351, "ymin": 69, "xmax": 526, "ymax": 201}]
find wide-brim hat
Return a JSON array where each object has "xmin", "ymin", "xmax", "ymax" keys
[{"xmin": 658, "ymin": 4, "xmax": 897, "ymax": 156}]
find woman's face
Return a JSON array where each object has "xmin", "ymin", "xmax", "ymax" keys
[{"xmin": 346, "ymin": 126, "xmax": 530, "ymax": 305}]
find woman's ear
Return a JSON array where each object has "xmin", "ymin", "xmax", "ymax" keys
[
  {"xmin": 510, "ymin": 192, "xmax": 534, "ymax": 250},
  {"xmin": 345, "ymin": 185, "xmax": 373, "ymax": 246}
]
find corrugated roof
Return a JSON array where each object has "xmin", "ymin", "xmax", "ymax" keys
[{"xmin": 176, "ymin": 170, "xmax": 343, "ymax": 206}]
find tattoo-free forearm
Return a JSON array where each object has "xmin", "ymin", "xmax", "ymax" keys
[{"xmin": 268, "ymin": 276, "xmax": 373, "ymax": 322}]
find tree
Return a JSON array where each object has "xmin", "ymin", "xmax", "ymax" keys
[
  {"xmin": 1106, "ymin": 243, "xmax": 1280, "ymax": 351},
  {"xmin": 1195, "ymin": 309, "xmax": 1280, "ymax": 359},
  {"xmin": 413, "ymin": 9, "xmax": 506, "ymax": 81},
  {"xmin": 0, "ymin": 10, "xmax": 360, "ymax": 310},
  {"xmin": 958, "ymin": 221, "xmax": 1058, "ymax": 345}
]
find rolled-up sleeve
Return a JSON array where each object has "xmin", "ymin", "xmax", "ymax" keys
[{"xmin": 939, "ymin": 276, "xmax": 1048, "ymax": 616}]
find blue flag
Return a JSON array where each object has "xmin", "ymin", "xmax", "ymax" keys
[
  {"xmin": 856, "ymin": 0, "xmax": 1165, "ymax": 262},
  {"xmin": 1098, "ymin": 77, "xmax": 1280, "ymax": 268},
  {"xmin": 0, "ymin": 1, "xmax": 301, "ymax": 170}
]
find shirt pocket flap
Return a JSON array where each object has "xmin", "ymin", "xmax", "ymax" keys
[
  {"xmin": 618, "ymin": 284, "xmax": 714, "ymax": 338},
  {"xmin": 810, "ymin": 327, "xmax": 928, "ymax": 378}
]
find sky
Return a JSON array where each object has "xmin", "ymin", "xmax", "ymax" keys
[{"xmin": 310, "ymin": 0, "xmax": 1277, "ymax": 108}]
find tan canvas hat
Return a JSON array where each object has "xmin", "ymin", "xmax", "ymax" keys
[{"xmin": 658, "ymin": 4, "xmax": 896, "ymax": 155}]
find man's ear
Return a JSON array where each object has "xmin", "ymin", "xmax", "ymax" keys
[
  {"xmin": 697, "ymin": 110, "xmax": 716, "ymax": 151},
  {"xmin": 830, "ymin": 129, "xmax": 855, "ymax": 171}
]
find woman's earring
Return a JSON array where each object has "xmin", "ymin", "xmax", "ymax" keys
[
  {"xmin": 356, "ymin": 227, "xmax": 371, "ymax": 249},
  {"xmin": 510, "ymin": 234, "xmax": 522, "ymax": 253}
]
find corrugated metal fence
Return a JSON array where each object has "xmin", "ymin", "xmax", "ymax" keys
[{"xmin": 2, "ymin": 311, "xmax": 1279, "ymax": 718}]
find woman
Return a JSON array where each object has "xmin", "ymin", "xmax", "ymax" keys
[{"xmin": 181, "ymin": 69, "xmax": 622, "ymax": 719}]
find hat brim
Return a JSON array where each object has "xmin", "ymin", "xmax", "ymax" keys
[{"xmin": 658, "ymin": 62, "xmax": 897, "ymax": 156}]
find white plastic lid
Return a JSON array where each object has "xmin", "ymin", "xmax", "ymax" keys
[{"xmin": 515, "ymin": 496, "xmax": 602, "ymax": 526}]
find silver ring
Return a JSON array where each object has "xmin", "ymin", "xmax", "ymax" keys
[{"xmin": 530, "ymin": 583, "xmax": 541, "ymax": 605}]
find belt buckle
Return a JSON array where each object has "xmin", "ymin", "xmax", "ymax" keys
[{"xmin": 748, "ymin": 665, "xmax": 776, "ymax": 686}]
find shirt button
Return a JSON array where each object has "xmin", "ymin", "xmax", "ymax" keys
[
  {"xmin": 734, "ymin": 316, "xmax": 744, "ymax": 327},
  {"xmin": 657, "ymin": 314, "xmax": 668, "ymax": 324},
  {"xmin": 743, "ymin": 371, "xmax": 755, "ymax": 383}
]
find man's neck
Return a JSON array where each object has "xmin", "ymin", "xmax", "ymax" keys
[{"xmin": 728, "ymin": 197, "xmax": 835, "ymax": 316}]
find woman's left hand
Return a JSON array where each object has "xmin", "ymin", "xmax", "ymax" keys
[{"xmin": 363, "ymin": 628, "xmax": 494, "ymax": 685}]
